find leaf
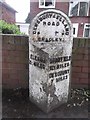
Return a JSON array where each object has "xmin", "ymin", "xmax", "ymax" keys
[{"xmin": 0, "ymin": 20, "xmax": 22, "ymax": 34}]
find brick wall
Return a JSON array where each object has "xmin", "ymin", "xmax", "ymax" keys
[
  {"xmin": 71, "ymin": 38, "xmax": 89, "ymax": 88},
  {"xmin": 2, "ymin": 35, "xmax": 29, "ymax": 89},
  {"xmin": 0, "ymin": 35, "xmax": 2, "ymax": 93},
  {"xmin": 1, "ymin": 35, "xmax": 89, "ymax": 89}
]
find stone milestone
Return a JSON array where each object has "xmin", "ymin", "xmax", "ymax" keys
[{"xmin": 29, "ymin": 9, "xmax": 73, "ymax": 113}]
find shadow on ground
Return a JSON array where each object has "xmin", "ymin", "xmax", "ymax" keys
[{"xmin": 2, "ymin": 88, "xmax": 89, "ymax": 119}]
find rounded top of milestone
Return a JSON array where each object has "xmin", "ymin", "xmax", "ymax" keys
[{"xmin": 29, "ymin": 9, "xmax": 73, "ymax": 43}]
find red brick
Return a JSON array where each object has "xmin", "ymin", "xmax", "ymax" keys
[
  {"xmin": 72, "ymin": 54, "xmax": 84, "ymax": 60},
  {"xmin": 72, "ymin": 73, "xmax": 88, "ymax": 79},
  {"xmin": 2, "ymin": 68, "xmax": 9, "ymax": 74},
  {"xmin": 8, "ymin": 63, "xmax": 27, "ymax": 70},
  {"xmin": 79, "ymin": 79, "xmax": 88, "ymax": 84},
  {"xmin": 19, "ymin": 78, "xmax": 28, "ymax": 88},
  {"xmin": 74, "ymin": 48, "xmax": 88, "ymax": 55},
  {"xmin": 84, "ymin": 49, "xmax": 88, "ymax": 55},
  {"xmin": 9, "ymin": 73, "xmax": 18, "ymax": 80},
  {"xmin": 2, "ymin": 73, "xmax": 10, "ymax": 83},
  {"xmin": 79, "ymin": 73, "xmax": 88, "ymax": 79},
  {"xmin": 84, "ymin": 55, "xmax": 88, "ymax": 60},
  {"xmin": 89, "ymin": 68, "xmax": 90, "ymax": 73},
  {"xmin": 0, "ymin": 51, "xmax": 2, "ymax": 57},
  {"xmin": 72, "ymin": 61, "xmax": 81, "ymax": 67},
  {"xmin": 72, "ymin": 60, "xmax": 88, "ymax": 67},
  {"xmin": 15, "ymin": 57, "xmax": 28, "ymax": 64},
  {"xmin": 8, "ymin": 51, "xmax": 25, "ymax": 57},
  {"xmin": 2, "ymin": 63, "xmax": 9, "ymax": 69},
  {"xmin": 71, "ymin": 78, "xmax": 80, "ymax": 84},
  {"xmin": 2, "ymin": 50, "xmax": 8, "ymax": 56},
  {"xmin": 72, "ymin": 67, "xmax": 81, "ymax": 72},
  {"xmin": 88, "ymin": 48, "xmax": 90, "ymax": 55},
  {"xmin": 78, "ymin": 39, "xmax": 86, "ymax": 47},
  {"xmin": 2, "ymin": 44, "xmax": 16, "ymax": 50},
  {"xmin": 82, "ymin": 67, "xmax": 88, "ymax": 73},
  {"xmin": 15, "ymin": 45, "xmax": 28, "ymax": 51},
  {"xmin": 7, "ymin": 79, "xmax": 19, "ymax": 89},
  {"xmin": 88, "ymin": 79, "xmax": 90, "ymax": 84},
  {"xmin": 71, "ymin": 73, "xmax": 79, "ymax": 79},
  {"xmin": 0, "ymin": 39, "xmax": 2, "ymax": 50},
  {"xmin": 75, "ymin": 48, "xmax": 85, "ymax": 54},
  {"xmin": 2, "ymin": 56, "xmax": 7, "ymax": 62}
]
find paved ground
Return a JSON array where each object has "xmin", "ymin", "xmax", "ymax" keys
[{"xmin": 2, "ymin": 88, "xmax": 89, "ymax": 119}]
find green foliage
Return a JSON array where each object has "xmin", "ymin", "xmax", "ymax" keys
[{"xmin": 0, "ymin": 20, "xmax": 22, "ymax": 34}]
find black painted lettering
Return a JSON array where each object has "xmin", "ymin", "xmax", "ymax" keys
[
  {"xmin": 55, "ymin": 72, "xmax": 58, "ymax": 77},
  {"xmin": 59, "ymin": 38, "xmax": 62, "ymax": 41},
  {"xmin": 62, "ymin": 19, "xmax": 65, "ymax": 24},
  {"xmin": 55, "ymin": 38, "xmax": 58, "ymax": 42},
  {"xmin": 45, "ymin": 38, "xmax": 49, "ymax": 42},
  {"xmin": 56, "ymin": 14, "xmax": 60, "ymax": 19},
  {"xmin": 48, "ymin": 22, "xmax": 51, "ymax": 26},
  {"xmin": 37, "ymin": 31, "xmax": 40, "ymax": 35},
  {"xmin": 52, "ymin": 22, "xmax": 55, "ymax": 26},
  {"xmin": 49, "ymin": 38, "xmax": 53, "ymax": 42},
  {"xmin": 38, "ymin": 37, "xmax": 41, "ymax": 41},
  {"xmin": 50, "ymin": 66, "xmax": 55, "ymax": 70},
  {"xmin": 59, "ymin": 17, "xmax": 62, "ymax": 21},
  {"xmin": 56, "ymin": 22, "xmax": 60, "ymax": 26},
  {"xmin": 39, "ymin": 17, "xmax": 43, "ymax": 21},
  {"xmin": 48, "ymin": 13, "xmax": 53, "ymax": 18},
  {"xmin": 33, "ymin": 27, "xmax": 37, "ymax": 30},
  {"xmin": 43, "ymin": 21, "xmax": 46, "ymax": 26},
  {"xmin": 64, "ymin": 24, "xmax": 68, "ymax": 28},
  {"xmin": 53, "ymin": 14, "xmax": 56, "ymax": 18},
  {"xmin": 33, "ymin": 31, "xmax": 36, "ymax": 34},
  {"xmin": 66, "ymin": 28, "xmax": 69, "ymax": 32},
  {"xmin": 37, "ymin": 20, "xmax": 40, "ymax": 24},
  {"xmin": 57, "ymin": 64, "xmax": 59, "ymax": 69},
  {"xmin": 42, "ymin": 37, "xmax": 45, "ymax": 41},
  {"xmin": 49, "ymin": 73, "xmax": 54, "ymax": 78},
  {"xmin": 29, "ymin": 60, "xmax": 32, "ymax": 64},
  {"xmin": 35, "ymin": 23, "xmax": 38, "ymax": 27},
  {"xmin": 65, "ymin": 32, "xmax": 69, "ymax": 35}
]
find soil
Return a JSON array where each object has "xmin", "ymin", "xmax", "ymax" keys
[{"xmin": 2, "ymin": 88, "xmax": 89, "ymax": 119}]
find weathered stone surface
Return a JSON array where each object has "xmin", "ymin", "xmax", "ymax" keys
[{"xmin": 29, "ymin": 9, "xmax": 73, "ymax": 113}]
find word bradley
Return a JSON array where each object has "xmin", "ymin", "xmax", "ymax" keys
[
  {"xmin": 37, "ymin": 37, "xmax": 65, "ymax": 42},
  {"xmin": 49, "ymin": 62, "xmax": 70, "ymax": 70},
  {"xmin": 49, "ymin": 69, "xmax": 70, "ymax": 78}
]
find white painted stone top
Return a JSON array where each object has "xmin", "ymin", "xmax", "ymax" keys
[{"xmin": 29, "ymin": 9, "xmax": 73, "ymax": 57}]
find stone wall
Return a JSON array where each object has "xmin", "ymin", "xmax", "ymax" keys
[{"xmin": 1, "ymin": 35, "xmax": 89, "ymax": 89}]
